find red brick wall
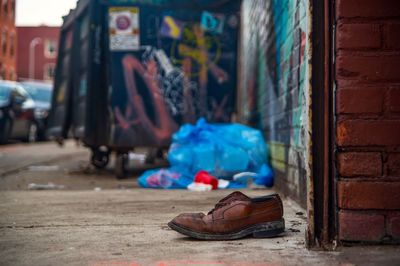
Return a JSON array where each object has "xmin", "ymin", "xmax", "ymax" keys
[
  {"xmin": 0, "ymin": 0, "xmax": 16, "ymax": 80},
  {"xmin": 335, "ymin": 0, "xmax": 400, "ymax": 243},
  {"xmin": 16, "ymin": 26, "xmax": 60, "ymax": 81}
]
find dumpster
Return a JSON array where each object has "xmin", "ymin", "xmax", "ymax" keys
[{"xmin": 47, "ymin": 0, "xmax": 242, "ymax": 178}]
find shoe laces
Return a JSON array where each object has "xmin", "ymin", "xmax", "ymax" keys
[
  {"xmin": 208, "ymin": 196, "xmax": 240, "ymax": 215},
  {"xmin": 208, "ymin": 202, "xmax": 228, "ymax": 215}
]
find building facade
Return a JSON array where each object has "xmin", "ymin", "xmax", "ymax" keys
[
  {"xmin": 16, "ymin": 26, "xmax": 60, "ymax": 81},
  {"xmin": 0, "ymin": 0, "xmax": 16, "ymax": 80}
]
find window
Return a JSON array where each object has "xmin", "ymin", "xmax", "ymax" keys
[
  {"xmin": 10, "ymin": 0, "xmax": 14, "ymax": 22},
  {"xmin": 0, "ymin": 64, "xmax": 6, "ymax": 79},
  {"xmin": 9, "ymin": 33, "xmax": 14, "ymax": 57},
  {"xmin": 43, "ymin": 64, "xmax": 56, "ymax": 80},
  {"xmin": 2, "ymin": 0, "xmax": 7, "ymax": 18},
  {"xmin": 9, "ymin": 67, "xmax": 15, "ymax": 80},
  {"xmin": 2, "ymin": 31, "xmax": 7, "ymax": 56},
  {"xmin": 44, "ymin": 39, "xmax": 58, "ymax": 58},
  {"xmin": 80, "ymin": 15, "xmax": 90, "ymax": 40},
  {"xmin": 80, "ymin": 41, "xmax": 88, "ymax": 68},
  {"xmin": 15, "ymin": 85, "xmax": 29, "ymax": 99},
  {"xmin": 64, "ymin": 31, "xmax": 73, "ymax": 51},
  {"xmin": 79, "ymin": 72, "xmax": 87, "ymax": 97}
]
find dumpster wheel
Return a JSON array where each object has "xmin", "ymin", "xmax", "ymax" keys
[
  {"xmin": 91, "ymin": 148, "xmax": 110, "ymax": 169},
  {"xmin": 115, "ymin": 153, "xmax": 128, "ymax": 179}
]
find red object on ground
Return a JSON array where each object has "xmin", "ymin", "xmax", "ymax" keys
[{"xmin": 195, "ymin": 171, "xmax": 218, "ymax": 190}]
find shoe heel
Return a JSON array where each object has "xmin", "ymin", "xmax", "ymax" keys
[
  {"xmin": 252, "ymin": 219, "xmax": 285, "ymax": 238},
  {"xmin": 253, "ymin": 228, "xmax": 284, "ymax": 238}
]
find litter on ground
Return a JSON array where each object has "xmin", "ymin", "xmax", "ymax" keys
[{"xmin": 138, "ymin": 118, "xmax": 273, "ymax": 190}]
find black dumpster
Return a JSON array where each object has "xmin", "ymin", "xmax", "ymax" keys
[{"xmin": 48, "ymin": 0, "xmax": 242, "ymax": 177}]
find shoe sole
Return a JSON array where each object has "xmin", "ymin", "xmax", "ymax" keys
[{"xmin": 168, "ymin": 218, "xmax": 285, "ymax": 240}]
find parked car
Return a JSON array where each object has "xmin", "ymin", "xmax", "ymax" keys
[
  {"xmin": 0, "ymin": 81, "xmax": 37, "ymax": 143},
  {"xmin": 20, "ymin": 81, "xmax": 53, "ymax": 140}
]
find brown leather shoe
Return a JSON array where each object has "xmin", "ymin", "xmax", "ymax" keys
[{"xmin": 168, "ymin": 191, "xmax": 285, "ymax": 240}]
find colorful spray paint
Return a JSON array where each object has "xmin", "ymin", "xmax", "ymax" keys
[
  {"xmin": 240, "ymin": 0, "xmax": 311, "ymax": 206},
  {"xmin": 108, "ymin": 1, "xmax": 241, "ymax": 147}
]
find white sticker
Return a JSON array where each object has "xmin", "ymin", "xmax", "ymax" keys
[
  {"xmin": 109, "ymin": 7, "xmax": 140, "ymax": 51},
  {"xmin": 154, "ymin": 49, "xmax": 175, "ymax": 76}
]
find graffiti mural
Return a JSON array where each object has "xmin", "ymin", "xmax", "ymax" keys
[
  {"xmin": 109, "ymin": 2, "xmax": 241, "ymax": 147},
  {"xmin": 240, "ymin": 0, "xmax": 311, "ymax": 207}
]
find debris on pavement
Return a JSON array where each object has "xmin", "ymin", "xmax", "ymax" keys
[
  {"xmin": 28, "ymin": 165, "xmax": 60, "ymax": 172},
  {"xmin": 138, "ymin": 168, "xmax": 193, "ymax": 189},
  {"xmin": 233, "ymin": 164, "xmax": 274, "ymax": 188},
  {"xmin": 28, "ymin": 183, "xmax": 66, "ymax": 190},
  {"xmin": 193, "ymin": 170, "xmax": 218, "ymax": 190},
  {"xmin": 138, "ymin": 118, "xmax": 274, "ymax": 189},
  {"xmin": 187, "ymin": 171, "xmax": 231, "ymax": 191},
  {"xmin": 187, "ymin": 182, "xmax": 213, "ymax": 191}
]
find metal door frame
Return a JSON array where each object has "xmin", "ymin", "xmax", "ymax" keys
[{"xmin": 308, "ymin": 0, "xmax": 336, "ymax": 248}]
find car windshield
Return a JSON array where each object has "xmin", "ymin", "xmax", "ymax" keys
[
  {"xmin": 0, "ymin": 84, "xmax": 12, "ymax": 102},
  {"xmin": 22, "ymin": 83, "xmax": 52, "ymax": 102}
]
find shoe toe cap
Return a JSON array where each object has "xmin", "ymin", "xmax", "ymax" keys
[{"xmin": 170, "ymin": 212, "xmax": 205, "ymax": 228}]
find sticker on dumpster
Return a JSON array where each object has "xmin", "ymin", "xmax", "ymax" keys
[
  {"xmin": 160, "ymin": 16, "xmax": 184, "ymax": 40},
  {"xmin": 200, "ymin": 11, "xmax": 225, "ymax": 34},
  {"xmin": 109, "ymin": 7, "xmax": 140, "ymax": 51}
]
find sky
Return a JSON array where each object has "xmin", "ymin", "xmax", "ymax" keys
[{"xmin": 16, "ymin": 0, "xmax": 77, "ymax": 26}]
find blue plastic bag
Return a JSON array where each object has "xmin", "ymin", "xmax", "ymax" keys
[
  {"xmin": 138, "ymin": 167, "xmax": 193, "ymax": 189},
  {"xmin": 138, "ymin": 118, "xmax": 274, "ymax": 189}
]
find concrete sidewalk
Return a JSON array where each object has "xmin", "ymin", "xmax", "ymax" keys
[
  {"xmin": 0, "ymin": 142, "xmax": 399, "ymax": 265},
  {"xmin": 1, "ymin": 189, "xmax": 399, "ymax": 266},
  {"xmin": 0, "ymin": 141, "xmax": 88, "ymax": 177}
]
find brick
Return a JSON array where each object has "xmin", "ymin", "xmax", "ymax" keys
[
  {"xmin": 336, "ymin": 55, "xmax": 400, "ymax": 81},
  {"xmin": 336, "ymin": 88, "xmax": 384, "ymax": 114},
  {"xmin": 338, "ymin": 181, "xmax": 400, "ymax": 209},
  {"xmin": 387, "ymin": 153, "xmax": 400, "ymax": 176},
  {"xmin": 388, "ymin": 88, "xmax": 400, "ymax": 113},
  {"xmin": 387, "ymin": 214, "xmax": 400, "ymax": 239},
  {"xmin": 337, "ymin": 24, "xmax": 381, "ymax": 50},
  {"xmin": 339, "ymin": 210, "xmax": 385, "ymax": 241},
  {"xmin": 338, "ymin": 152, "xmax": 382, "ymax": 177},
  {"xmin": 337, "ymin": 0, "xmax": 400, "ymax": 18},
  {"xmin": 385, "ymin": 24, "xmax": 400, "ymax": 49},
  {"xmin": 337, "ymin": 120, "xmax": 400, "ymax": 146}
]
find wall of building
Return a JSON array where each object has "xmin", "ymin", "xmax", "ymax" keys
[
  {"xmin": 239, "ymin": 0, "xmax": 311, "ymax": 207},
  {"xmin": 335, "ymin": 0, "xmax": 400, "ymax": 243},
  {"xmin": 16, "ymin": 26, "xmax": 60, "ymax": 81},
  {"xmin": 0, "ymin": 0, "xmax": 16, "ymax": 80}
]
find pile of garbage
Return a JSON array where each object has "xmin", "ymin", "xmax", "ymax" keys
[{"xmin": 138, "ymin": 118, "xmax": 273, "ymax": 190}]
